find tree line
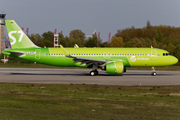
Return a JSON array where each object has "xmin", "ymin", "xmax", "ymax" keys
[
  {"xmin": 1, "ymin": 20, "xmax": 180, "ymax": 63},
  {"xmin": 28, "ymin": 30, "xmax": 104, "ymax": 48},
  {"xmin": 112, "ymin": 20, "xmax": 180, "ymax": 60}
]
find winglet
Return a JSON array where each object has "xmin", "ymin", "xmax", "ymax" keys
[
  {"xmin": 60, "ymin": 45, "xmax": 70, "ymax": 56},
  {"xmin": 74, "ymin": 44, "xmax": 79, "ymax": 48}
]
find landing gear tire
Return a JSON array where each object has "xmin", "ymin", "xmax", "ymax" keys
[
  {"xmin": 90, "ymin": 71, "xmax": 95, "ymax": 76},
  {"xmin": 90, "ymin": 70, "xmax": 98, "ymax": 76},
  {"xmin": 151, "ymin": 72, "xmax": 157, "ymax": 76}
]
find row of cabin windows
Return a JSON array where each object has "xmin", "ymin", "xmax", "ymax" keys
[{"xmin": 46, "ymin": 53, "xmax": 152, "ymax": 56}]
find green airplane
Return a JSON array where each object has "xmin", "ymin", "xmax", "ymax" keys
[{"xmin": 2, "ymin": 20, "xmax": 178, "ymax": 76}]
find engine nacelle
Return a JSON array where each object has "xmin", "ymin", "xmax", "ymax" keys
[{"xmin": 105, "ymin": 62, "xmax": 124, "ymax": 74}]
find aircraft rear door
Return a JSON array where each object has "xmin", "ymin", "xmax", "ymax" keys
[{"xmin": 35, "ymin": 49, "xmax": 41, "ymax": 60}]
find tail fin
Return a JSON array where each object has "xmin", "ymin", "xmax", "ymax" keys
[{"xmin": 5, "ymin": 20, "xmax": 39, "ymax": 49}]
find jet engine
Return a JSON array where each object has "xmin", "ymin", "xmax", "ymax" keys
[{"xmin": 102, "ymin": 62, "xmax": 124, "ymax": 74}]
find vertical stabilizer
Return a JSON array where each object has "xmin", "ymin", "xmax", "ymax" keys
[{"xmin": 5, "ymin": 20, "xmax": 39, "ymax": 49}]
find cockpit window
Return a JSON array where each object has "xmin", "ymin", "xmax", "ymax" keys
[
  {"xmin": 168, "ymin": 53, "xmax": 171, "ymax": 55},
  {"xmin": 163, "ymin": 53, "xmax": 171, "ymax": 56}
]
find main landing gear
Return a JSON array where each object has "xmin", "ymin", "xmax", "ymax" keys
[
  {"xmin": 90, "ymin": 65, "xmax": 99, "ymax": 76},
  {"xmin": 151, "ymin": 67, "xmax": 157, "ymax": 76},
  {"xmin": 90, "ymin": 70, "xmax": 98, "ymax": 76}
]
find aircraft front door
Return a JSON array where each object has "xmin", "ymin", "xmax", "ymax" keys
[
  {"xmin": 151, "ymin": 50, "xmax": 157, "ymax": 60},
  {"xmin": 35, "ymin": 49, "xmax": 41, "ymax": 60}
]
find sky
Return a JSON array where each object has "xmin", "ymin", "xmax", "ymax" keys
[{"xmin": 1, "ymin": 0, "xmax": 180, "ymax": 42}]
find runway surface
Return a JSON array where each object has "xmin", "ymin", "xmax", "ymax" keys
[{"xmin": 0, "ymin": 68, "xmax": 179, "ymax": 86}]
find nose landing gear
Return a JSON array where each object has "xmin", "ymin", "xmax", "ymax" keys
[{"xmin": 151, "ymin": 67, "xmax": 157, "ymax": 76}]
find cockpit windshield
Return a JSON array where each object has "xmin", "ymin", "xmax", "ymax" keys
[{"xmin": 163, "ymin": 53, "xmax": 171, "ymax": 56}]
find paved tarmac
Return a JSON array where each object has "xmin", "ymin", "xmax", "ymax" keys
[{"xmin": 0, "ymin": 68, "xmax": 179, "ymax": 86}]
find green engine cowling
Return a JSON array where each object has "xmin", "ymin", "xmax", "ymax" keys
[{"xmin": 106, "ymin": 62, "xmax": 124, "ymax": 74}]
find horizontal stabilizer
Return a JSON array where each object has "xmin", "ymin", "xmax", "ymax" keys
[{"xmin": 2, "ymin": 51, "xmax": 26, "ymax": 57}]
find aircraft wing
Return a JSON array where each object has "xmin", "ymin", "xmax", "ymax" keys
[
  {"xmin": 66, "ymin": 55, "xmax": 107, "ymax": 67},
  {"xmin": 60, "ymin": 45, "xmax": 107, "ymax": 67}
]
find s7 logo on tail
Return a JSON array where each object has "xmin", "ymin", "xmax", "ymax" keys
[{"xmin": 9, "ymin": 31, "xmax": 23, "ymax": 45}]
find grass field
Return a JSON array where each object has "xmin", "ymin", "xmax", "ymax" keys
[{"xmin": 0, "ymin": 83, "xmax": 180, "ymax": 120}]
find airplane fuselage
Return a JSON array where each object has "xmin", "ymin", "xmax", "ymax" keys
[{"xmin": 3, "ymin": 47, "xmax": 178, "ymax": 67}]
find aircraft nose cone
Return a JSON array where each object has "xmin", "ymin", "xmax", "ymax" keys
[
  {"xmin": 175, "ymin": 57, "xmax": 178, "ymax": 64},
  {"xmin": 172, "ymin": 57, "xmax": 178, "ymax": 65}
]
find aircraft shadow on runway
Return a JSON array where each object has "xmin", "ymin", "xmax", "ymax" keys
[
  {"xmin": 123, "ymin": 74, "xmax": 172, "ymax": 76},
  {"xmin": 9, "ymin": 73, "xmax": 173, "ymax": 76},
  {"xmin": 9, "ymin": 73, "xmax": 90, "ymax": 76},
  {"xmin": 9, "ymin": 73, "xmax": 121, "ymax": 76}
]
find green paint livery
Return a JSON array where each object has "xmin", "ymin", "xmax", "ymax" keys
[{"xmin": 2, "ymin": 20, "xmax": 178, "ymax": 76}]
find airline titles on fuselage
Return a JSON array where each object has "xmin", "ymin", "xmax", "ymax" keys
[{"xmin": 130, "ymin": 56, "xmax": 149, "ymax": 62}]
